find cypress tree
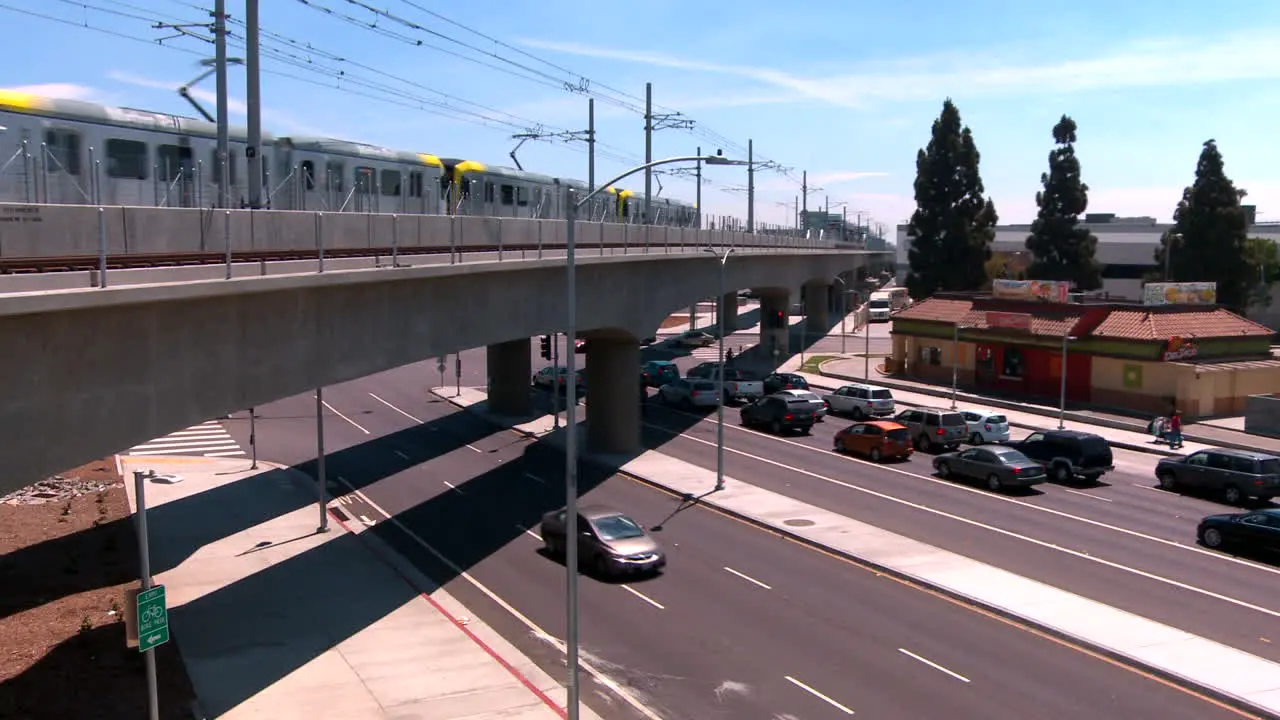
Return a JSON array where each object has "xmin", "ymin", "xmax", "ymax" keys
[
  {"xmin": 906, "ymin": 99, "xmax": 998, "ymax": 299},
  {"xmin": 1025, "ymin": 115, "xmax": 1101, "ymax": 289},
  {"xmin": 1155, "ymin": 140, "xmax": 1252, "ymax": 312}
]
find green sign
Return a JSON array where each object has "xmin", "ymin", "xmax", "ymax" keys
[{"xmin": 136, "ymin": 585, "xmax": 169, "ymax": 652}]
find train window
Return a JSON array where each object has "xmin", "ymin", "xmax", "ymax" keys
[
  {"xmin": 300, "ymin": 160, "xmax": 315, "ymax": 190},
  {"xmin": 43, "ymin": 129, "xmax": 81, "ymax": 175},
  {"xmin": 499, "ymin": 184, "xmax": 514, "ymax": 206},
  {"xmin": 212, "ymin": 150, "xmax": 240, "ymax": 187},
  {"xmin": 326, "ymin": 160, "xmax": 344, "ymax": 194},
  {"xmin": 353, "ymin": 166, "xmax": 375, "ymax": 195},
  {"xmin": 380, "ymin": 169, "xmax": 402, "ymax": 196},
  {"xmin": 106, "ymin": 138, "xmax": 148, "ymax": 180},
  {"xmin": 157, "ymin": 145, "xmax": 194, "ymax": 182},
  {"xmin": 408, "ymin": 172, "xmax": 423, "ymax": 198},
  {"xmin": 516, "ymin": 186, "xmax": 529, "ymax": 207}
]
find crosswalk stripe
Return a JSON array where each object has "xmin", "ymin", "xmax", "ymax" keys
[{"xmin": 126, "ymin": 419, "xmax": 246, "ymax": 458}]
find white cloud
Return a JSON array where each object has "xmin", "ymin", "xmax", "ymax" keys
[
  {"xmin": 519, "ymin": 29, "xmax": 1280, "ymax": 108},
  {"xmin": 6, "ymin": 83, "xmax": 101, "ymax": 102}
]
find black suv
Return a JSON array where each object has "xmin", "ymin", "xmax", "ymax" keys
[
  {"xmin": 1155, "ymin": 448, "xmax": 1280, "ymax": 505},
  {"xmin": 763, "ymin": 373, "xmax": 809, "ymax": 394},
  {"xmin": 1007, "ymin": 430, "xmax": 1115, "ymax": 483},
  {"xmin": 740, "ymin": 393, "xmax": 816, "ymax": 435}
]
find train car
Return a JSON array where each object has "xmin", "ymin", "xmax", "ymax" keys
[
  {"xmin": 552, "ymin": 178, "xmax": 617, "ymax": 221},
  {"xmin": 0, "ymin": 89, "xmax": 271, "ymax": 208},
  {"xmin": 440, "ymin": 159, "xmax": 559, "ymax": 218},
  {"xmin": 667, "ymin": 198, "xmax": 698, "ymax": 228},
  {"xmin": 271, "ymin": 137, "xmax": 442, "ymax": 213}
]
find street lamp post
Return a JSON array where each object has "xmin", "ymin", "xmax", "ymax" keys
[
  {"xmin": 704, "ymin": 246, "xmax": 734, "ymax": 493},
  {"xmin": 951, "ymin": 323, "xmax": 964, "ymax": 410},
  {"xmin": 1059, "ymin": 334, "xmax": 1078, "ymax": 429},
  {"xmin": 562, "ymin": 150, "xmax": 745, "ymax": 720}
]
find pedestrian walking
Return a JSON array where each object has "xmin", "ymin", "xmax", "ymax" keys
[{"xmin": 1168, "ymin": 410, "xmax": 1183, "ymax": 449}]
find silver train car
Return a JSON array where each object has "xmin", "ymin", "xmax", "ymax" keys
[{"xmin": 0, "ymin": 89, "xmax": 699, "ymax": 227}]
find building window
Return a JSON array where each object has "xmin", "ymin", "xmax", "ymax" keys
[
  {"xmin": 1001, "ymin": 347, "xmax": 1024, "ymax": 378},
  {"xmin": 976, "ymin": 346, "xmax": 995, "ymax": 375},
  {"xmin": 43, "ymin": 129, "xmax": 81, "ymax": 175},
  {"xmin": 918, "ymin": 346, "xmax": 942, "ymax": 366},
  {"xmin": 105, "ymin": 138, "xmax": 148, "ymax": 180}
]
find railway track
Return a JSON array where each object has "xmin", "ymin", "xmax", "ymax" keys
[{"xmin": 0, "ymin": 243, "xmax": 644, "ymax": 274}]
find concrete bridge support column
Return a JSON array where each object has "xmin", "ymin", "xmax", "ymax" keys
[
  {"xmin": 804, "ymin": 281, "xmax": 830, "ymax": 333},
  {"xmin": 486, "ymin": 338, "xmax": 532, "ymax": 417},
  {"xmin": 758, "ymin": 290, "xmax": 790, "ymax": 365},
  {"xmin": 585, "ymin": 336, "xmax": 641, "ymax": 455},
  {"xmin": 718, "ymin": 293, "xmax": 738, "ymax": 333}
]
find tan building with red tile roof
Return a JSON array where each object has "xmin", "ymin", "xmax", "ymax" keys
[{"xmin": 888, "ymin": 293, "xmax": 1280, "ymax": 418}]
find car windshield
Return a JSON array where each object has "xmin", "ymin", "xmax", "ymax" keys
[
  {"xmin": 869, "ymin": 389, "xmax": 892, "ymax": 399},
  {"xmin": 592, "ymin": 514, "xmax": 646, "ymax": 540},
  {"xmin": 785, "ymin": 400, "xmax": 812, "ymax": 409},
  {"xmin": 941, "ymin": 414, "xmax": 966, "ymax": 426},
  {"xmin": 1261, "ymin": 459, "xmax": 1280, "ymax": 474},
  {"xmin": 991, "ymin": 448, "xmax": 1032, "ymax": 464},
  {"xmin": 870, "ymin": 300, "xmax": 891, "ymax": 308},
  {"xmin": 986, "ymin": 415, "xmax": 1007, "ymax": 424}
]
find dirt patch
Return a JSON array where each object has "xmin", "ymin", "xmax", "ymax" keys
[
  {"xmin": 660, "ymin": 315, "xmax": 689, "ymax": 329},
  {"xmin": 0, "ymin": 458, "xmax": 198, "ymax": 720}
]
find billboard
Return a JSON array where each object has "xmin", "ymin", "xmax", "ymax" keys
[
  {"xmin": 991, "ymin": 279, "xmax": 1071, "ymax": 303},
  {"xmin": 985, "ymin": 311, "xmax": 1033, "ymax": 331},
  {"xmin": 1142, "ymin": 282, "xmax": 1217, "ymax": 306}
]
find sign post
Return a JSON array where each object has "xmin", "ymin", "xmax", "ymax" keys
[
  {"xmin": 132, "ymin": 470, "xmax": 161, "ymax": 720},
  {"xmin": 455, "ymin": 354, "xmax": 462, "ymax": 397},
  {"xmin": 436, "ymin": 357, "xmax": 446, "ymax": 390}
]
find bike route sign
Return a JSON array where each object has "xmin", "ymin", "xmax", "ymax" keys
[{"xmin": 136, "ymin": 585, "xmax": 169, "ymax": 652}]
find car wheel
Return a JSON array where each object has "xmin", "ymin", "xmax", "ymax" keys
[
  {"xmin": 920, "ymin": 434, "xmax": 933, "ymax": 452},
  {"xmin": 1158, "ymin": 472, "xmax": 1177, "ymax": 490},
  {"xmin": 801, "ymin": 425, "xmax": 811, "ymax": 435},
  {"xmin": 771, "ymin": 420, "xmax": 782, "ymax": 434},
  {"xmin": 869, "ymin": 447, "xmax": 882, "ymax": 462},
  {"xmin": 853, "ymin": 406, "xmax": 866, "ymax": 420},
  {"xmin": 833, "ymin": 441, "xmax": 844, "ymax": 453},
  {"xmin": 593, "ymin": 554, "xmax": 610, "ymax": 577},
  {"xmin": 936, "ymin": 461, "xmax": 950, "ymax": 477},
  {"xmin": 545, "ymin": 535, "xmax": 562, "ymax": 557},
  {"xmin": 1201, "ymin": 527, "xmax": 1224, "ymax": 548},
  {"xmin": 1224, "ymin": 485, "xmax": 1244, "ymax": 505},
  {"xmin": 986, "ymin": 474, "xmax": 1003, "ymax": 492},
  {"xmin": 682, "ymin": 397, "xmax": 694, "ymax": 411},
  {"xmin": 1053, "ymin": 464, "xmax": 1072, "ymax": 483},
  {"xmin": 969, "ymin": 432, "xmax": 983, "ymax": 445}
]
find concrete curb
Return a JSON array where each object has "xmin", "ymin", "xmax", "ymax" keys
[
  {"xmin": 813, "ymin": 366, "xmax": 1228, "ymax": 458},
  {"xmin": 434, "ymin": 393, "xmax": 1274, "ymax": 719}
]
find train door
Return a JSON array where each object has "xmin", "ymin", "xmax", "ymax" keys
[
  {"xmin": 156, "ymin": 141, "xmax": 196, "ymax": 207},
  {"xmin": 353, "ymin": 164, "xmax": 376, "ymax": 212},
  {"xmin": 103, "ymin": 135, "xmax": 150, "ymax": 206},
  {"xmin": 40, "ymin": 126, "xmax": 86, "ymax": 204}
]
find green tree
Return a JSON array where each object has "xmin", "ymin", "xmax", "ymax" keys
[
  {"xmin": 906, "ymin": 99, "xmax": 998, "ymax": 298},
  {"xmin": 1025, "ymin": 115, "xmax": 1102, "ymax": 289},
  {"xmin": 1244, "ymin": 236, "xmax": 1278, "ymax": 308},
  {"xmin": 1155, "ymin": 139, "xmax": 1252, "ymax": 312}
]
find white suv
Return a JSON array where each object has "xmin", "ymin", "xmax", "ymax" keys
[{"xmin": 822, "ymin": 383, "xmax": 895, "ymax": 419}]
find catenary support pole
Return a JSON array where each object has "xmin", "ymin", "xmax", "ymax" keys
[
  {"xmin": 213, "ymin": 0, "xmax": 229, "ymax": 208},
  {"xmin": 695, "ymin": 146, "xmax": 702, "ymax": 230},
  {"xmin": 643, "ymin": 82, "xmax": 652, "ymax": 225},
  {"xmin": 245, "ymin": 0, "xmax": 263, "ymax": 208},
  {"xmin": 587, "ymin": 99, "xmax": 595, "ymax": 194},
  {"xmin": 746, "ymin": 138, "xmax": 754, "ymax": 233}
]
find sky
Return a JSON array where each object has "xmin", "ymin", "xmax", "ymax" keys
[{"xmin": 4, "ymin": 0, "xmax": 1280, "ymax": 231}]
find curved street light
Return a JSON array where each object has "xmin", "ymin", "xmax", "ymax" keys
[{"xmin": 561, "ymin": 150, "xmax": 747, "ymax": 720}]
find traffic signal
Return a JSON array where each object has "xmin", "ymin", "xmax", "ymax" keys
[
  {"xmin": 771, "ymin": 310, "xmax": 785, "ymax": 329},
  {"xmin": 539, "ymin": 335, "xmax": 552, "ymax": 360}
]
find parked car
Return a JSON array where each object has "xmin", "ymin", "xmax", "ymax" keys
[
  {"xmin": 833, "ymin": 420, "xmax": 913, "ymax": 462},
  {"xmin": 687, "ymin": 362, "xmax": 765, "ymax": 402},
  {"xmin": 893, "ymin": 407, "xmax": 967, "ymax": 452},
  {"xmin": 933, "ymin": 446, "xmax": 1047, "ymax": 492},
  {"xmin": 1155, "ymin": 448, "xmax": 1280, "ymax": 505},
  {"xmin": 532, "ymin": 365, "xmax": 586, "ymax": 394},
  {"xmin": 1006, "ymin": 429, "xmax": 1115, "ymax": 483},
  {"xmin": 641, "ymin": 360, "xmax": 680, "ymax": 388},
  {"xmin": 1197, "ymin": 508, "xmax": 1280, "ymax": 552},
  {"xmin": 823, "ymin": 383, "xmax": 895, "ymax": 419},
  {"xmin": 540, "ymin": 505, "xmax": 666, "ymax": 577},
  {"xmin": 673, "ymin": 330, "xmax": 716, "ymax": 348},
  {"xmin": 774, "ymin": 389, "xmax": 827, "ymax": 420},
  {"xmin": 960, "ymin": 409, "xmax": 1010, "ymax": 445},
  {"xmin": 740, "ymin": 393, "xmax": 817, "ymax": 434},
  {"xmin": 763, "ymin": 372, "xmax": 809, "ymax": 394},
  {"xmin": 658, "ymin": 378, "xmax": 720, "ymax": 409}
]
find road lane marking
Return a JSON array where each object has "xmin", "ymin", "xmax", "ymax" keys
[
  {"xmin": 394, "ymin": 450, "xmax": 410, "ymax": 460},
  {"xmin": 1133, "ymin": 483, "xmax": 1164, "ymax": 493},
  {"xmin": 723, "ymin": 566, "xmax": 771, "ymax": 590},
  {"xmin": 368, "ymin": 392, "xmax": 423, "ymax": 423},
  {"xmin": 784, "ymin": 675, "xmax": 855, "ymax": 714},
  {"xmin": 328, "ymin": 475, "xmax": 663, "ymax": 720},
  {"xmin": 443, "ymin": 480, "xmax": 466, "ymax": 495},
  {"xmin": 517, "ymin": 525, "xmax": 542, "ymax": 541},
  {"xmin": 898, "ymin": 648, "xmax": 970, "ymax": 683},
  {"xmin": 648, "ymin": 410, "xmax": 1280, "ymax": 578},
  {"xmin": 621, "ymin": 585, "xmax": 665, "ymax": 610},
  {"xmin": 648, "ymin": 422, "xmax": 1280, "ymax": 619},
  {"xmin": 359, "ymin": 514, "xmax": 374, "ymax": 526},
  {"xmin": 1062, "ymin": 488, "xmax": 1113, "ymax": 503},
  {"xmin": 317, "ymin": 396, "xmax": 370, "ymax": 434},
  {"xmin": 525, "ymin": 473, "xmax": 547, "ymax": 484}
]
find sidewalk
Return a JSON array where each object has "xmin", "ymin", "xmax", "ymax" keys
[
  {"xmin": 435, "ymin": 386, "xmax": 1280, "ymax": 718},
  {"xmin": 119, "ymin": 455, "xmax": 589, "ymax": 720},
  {"xmin": 811, "ymin": 357, "xmax": 1280, "ymax": 457}
]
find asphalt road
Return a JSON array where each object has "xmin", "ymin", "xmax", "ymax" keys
[
  {"xmin": 220, "ymin": 369, "xmax": 1250, "ymax": 719},
  {"xmin": 638, "ymin": 400, "xmax": 1280, "ymax": 664}
]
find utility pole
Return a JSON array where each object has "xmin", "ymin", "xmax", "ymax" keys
[
  {"xmin": 587, "ymin": 98, "xmax": 595, "ymax": 193},
  {"xmin": 245, "ymin": 0, "xmax": 262, "ymax": 209},
  {"xmin": 746, "ymin": 139, "xmax": 755, "ymax": 233},
  {"xmin": 214, "ymin": 0, "xmax": 229, "ymax": 209},
  {"xmin": 794, "ymin": 196, "xmax": 799, "ymax": 230},
  {"xmin": 695, "ymin": 146, "xmax": 702, "ymax": 230}
]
